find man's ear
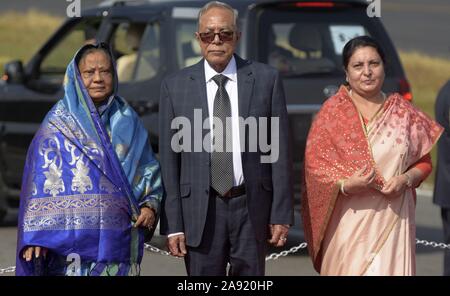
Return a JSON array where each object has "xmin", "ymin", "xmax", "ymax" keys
[
  {"xmin": 236, "ymin": 31, "xmax": 242, "ymax": 42},
  {"xmin": 195, "ymin": 32, "xmax": 203, "ymax": 46}
]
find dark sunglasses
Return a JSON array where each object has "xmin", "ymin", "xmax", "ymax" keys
[{"xmin": 198, "ymin": 31, "xmax": 234, "ymax": 43}]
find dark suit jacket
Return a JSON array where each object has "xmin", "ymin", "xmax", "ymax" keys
[
  {"xmin": 158, "ymin": 55, "xmax": 294, "ymax": 247},
  {"xmin": 434, "ymin": 80, "xmax": 450, "ymax": 208}
]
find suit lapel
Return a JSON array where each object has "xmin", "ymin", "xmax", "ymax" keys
[
  {"xmin": 235, "ymin": 55, "xmax": 254, "ymax": 166},
  {"xmin": 191, "ymin": 56, "xmax": 254, "ymax": 120},
  {"xmin": 189, "ymin": 59, "xmax": 209, "ymax": 116},
  {"xmin": 236, "ymin": 55, "xmax": 254, "ymax": 120},
  {"xmin": 188, "ymin": 58, "xmax": 212, "ymax": 182},
  {"xmin": 189, "ymin": 59, "xmax": 210, "ymax": 133}
]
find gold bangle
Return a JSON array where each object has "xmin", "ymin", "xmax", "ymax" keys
[{"xmin": 340, "ymin": 180, "xmax": 349, "ymax": 196}]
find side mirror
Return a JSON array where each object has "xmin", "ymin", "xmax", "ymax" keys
[{"xmin": 4, "ymin": 60, "xmax": 24, "ymax": 84}]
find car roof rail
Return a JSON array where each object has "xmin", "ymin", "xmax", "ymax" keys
[
  {"xmin": 99, "ymin": 0, "xmax": 190, "ymax": 8},
  {"xmin": 98, "ymin": 0, "xmax": 146, "ymax": 8},
  {"xmin": 99, "ymin": 0, "xmax": 134, "ymax": 7}
]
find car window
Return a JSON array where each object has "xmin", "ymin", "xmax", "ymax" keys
[
  {"xmin": 39, "ymin": 18, "xmax": 101, "ymax": 85},
  {"xmin": 134, "ymin": 23, "xmax": 160, "ymax": 82},
  {"xmin": 113, "ymin": 22, "xmax": 143, "ymax": 82},
  {"xmin": 174, "ymin": 20, "xmax": 202, "ymax": 68},
  {"xmin": 172, "ymin": 7, "xmax": 203, "ymax": 69},
  {"xmin": 258, "ymin": 9, "xmax": 374, "ymax": 77},
  {"xmin": 113, "ymin": 22, "xmax": 160, "ymax": 82}
]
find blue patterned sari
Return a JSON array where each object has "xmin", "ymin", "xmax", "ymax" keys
[{"xmin": 16, "ymin": 44, "xmax": 163, "ymax": 276}]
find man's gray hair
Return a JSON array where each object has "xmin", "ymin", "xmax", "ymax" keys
[{"xmin": 197, "ymin": 1, "xmax": 239, "ymax": 30}]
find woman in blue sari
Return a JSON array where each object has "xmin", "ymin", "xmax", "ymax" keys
[{"xmin": 16, "ymin": 43, "xmax": 163, "ymax": 276}]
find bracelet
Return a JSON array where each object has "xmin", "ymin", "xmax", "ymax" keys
[
  {"xmin": 340, "ymin": 180, "xmax": 349, "ymax": 196},
  {"xmin": 404, "ymin": 172, "xmax": 413, "ymax": 188}
]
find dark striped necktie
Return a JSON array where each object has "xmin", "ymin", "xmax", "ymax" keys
[{"xmin": 210, "ymin": 74, "xmax": 234, "ymax": 196}]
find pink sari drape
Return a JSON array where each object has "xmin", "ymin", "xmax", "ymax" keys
[{"xmin": 302, "ymin": 86, "xmax": 443, "ymax": 275}]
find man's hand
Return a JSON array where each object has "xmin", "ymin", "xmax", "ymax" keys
[
  {"xmin": 167, "ymin": 234, "xmax": 187, "ymax": 257},
  {"xmin": 268, "ymin": 224, "xmax": 290, "ymax": 247},
  {"xmin": 23, "ymin": 246, "xmax": 48, "ymax": 262},
  {"xmin": 134, "ymin": 207, "xmax": 155, "ymax": 228}
]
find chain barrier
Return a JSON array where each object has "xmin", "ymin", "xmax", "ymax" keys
[
  {"xmin": 143, "ymin": 239, "xmax": 450, "ymax": 260},
  {"xmin": 0, "ymin": 266, "xmax": 15, "ymax": 275},
  {"xmin": 416, "ymin": 239, "xmax": 450, "ymax": 250},
  {"xmin": 145, "ymin": 242, "xmax": 311, "ymax": 261},
  {"xmin": 1, "ymin": 239, "xmax": 449, "ymax": 275},
  {"xmin": 265, "ymin": 242, "xmax": 308, "ymax": 261},
  {"xmin": 144, "ymin": 242, "xmax": 171, "ymax": 256}
]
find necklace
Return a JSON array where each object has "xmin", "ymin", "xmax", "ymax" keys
[
  {"xmin": 349, "ymin": 90, "xmax": 387, "ymax": 129},
  {"xmin": 349, "ymin": 90, "xmax": 386, "ymax": 105}
]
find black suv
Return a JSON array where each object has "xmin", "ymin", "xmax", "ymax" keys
[{"xmin": 0, "ymin": 0, "xmax": 411, "ymax": 223}]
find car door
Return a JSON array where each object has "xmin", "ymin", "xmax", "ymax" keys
[{"xmin": 97, "ymin": 7, "xmax": 167, "ymax": 151}]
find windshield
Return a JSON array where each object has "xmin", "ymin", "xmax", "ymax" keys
[
  {"xmin": 258, "ymin": 8, "xmax": 377, "ymax": 77},
  {"xmin": 39, "ymin": 17, "xmax": 102, "ymax": 85}
]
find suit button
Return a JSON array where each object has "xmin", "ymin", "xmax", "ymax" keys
[{"xmin": 205, "ymin": 189, "xmax": 209, "ymax": 195}]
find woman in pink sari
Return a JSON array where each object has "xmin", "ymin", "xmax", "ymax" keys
[{"xmin": 302, "ymin": 36, "xmax": 443, "ymax": 276}]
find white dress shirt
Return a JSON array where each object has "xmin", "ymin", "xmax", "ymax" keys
[
  {"xmin": 168, "ymin": 57, "xmax": 244, "ymax": 238},
  {"xmin": 204, "ymin": 56, "xmax": 244, "ymax": 186}
]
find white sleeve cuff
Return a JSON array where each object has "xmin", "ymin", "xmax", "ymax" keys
[{"xmin": 167, "ymin": 232, "xmax": 184, "ymax": 238}]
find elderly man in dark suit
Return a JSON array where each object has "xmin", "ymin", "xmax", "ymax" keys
[
  {"xmin": 434, "ymin": 80, "xmax": 450, "ymax": 276},
  {"xmin": 158, "ymin": 1, "xmax": 293, "ymax": 276}
]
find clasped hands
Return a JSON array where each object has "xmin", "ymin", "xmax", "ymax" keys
[{"xmin": 342, "ymin": 165, "xmax": 411, "ymax": 198}]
